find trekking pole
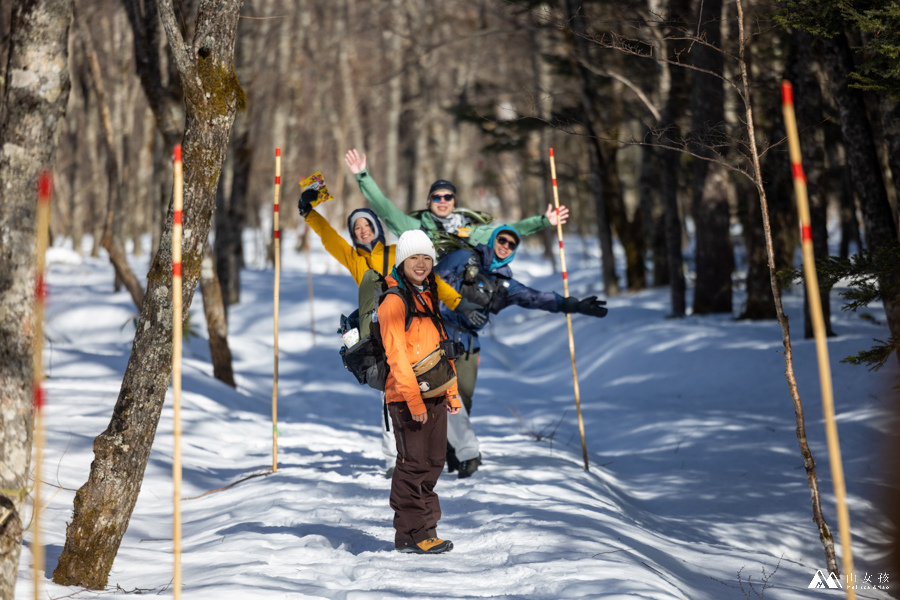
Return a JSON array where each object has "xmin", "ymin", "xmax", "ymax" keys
[
  {"xmin": 548, "ymin": 148, "xmax": 589, "ymax": 471},
  {"xmin": 171, "ymin": 145, "xmax": 184, "ymax": 600},
  {"xmin": 782, "ymin": 82, "xmax": 855, "ymax": 593},
  {"xmin": 272, "ymin": 148, "xmax": 281, "ymax": 473},
  {"xmin": 305, "ymin": 223, "xmax": 316, "ymax": 345},
  {"xmin": 32, "ymin": 171, "xmax": 52, "ymax": 600}
]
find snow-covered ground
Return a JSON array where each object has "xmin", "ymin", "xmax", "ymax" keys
[{"xmin": 16, "ymin": 227, "xmax": 898, "ymax": 599}]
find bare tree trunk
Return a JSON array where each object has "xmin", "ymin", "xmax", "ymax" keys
[
  {"xmin": 200, "ymin": 243, "xmax": 235, "ymax": 387},
  {"xmin": 0, "ymin": 0, "xmax": 72, "ymax": 595},
  {"xmin": 822, "ymin": 124, "xmax": 861, "ymax": 258},
  {"xmin": 738, "ymin": 168, "xmax": 776, "ymax": 320},
  {"xmin": 735, "ymin": 1, "xmax": 838, "ymax": 574},
  {"xmin": 787, "ymin": 33, "xmax": 835, "ymax": 338},
  {"xmin": 657, "ymin": 0, "xmax": 690, "ymax": 316},
  {"xmin": 76, "ymin": 11, "xmax": 145, "ymax": 308},
  {"xmin": 566, "ymin": 0, "xmax": 619, "ymax": 296},
  {"xmin": 383, "ymin": 0, "xmax": 404, "ymax": 201},
  {"xmin": 690, "ymin": 0, "xmax": 733, "ymax": 315},
  {"xmin": 53, "ymin": 0, "xmax": 244, "ymax": 588},
  {"xmin": 821, "ymin": 33, "xmax": 900, "ymax": 362},
  {"xmin": 218, "ymin": 123, "xmax": 247, "ymax": 307},
  {"xmin": 641, "ymin": 130, "xmax": 667, "ymax": 286}
]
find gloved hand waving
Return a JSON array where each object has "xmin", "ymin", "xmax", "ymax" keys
[
  {"xmin": 297, "ymin": 188, "xmax": 318, "ymax": 217},
  {"xmin": 455, "ymin": 298, "xmax": 488, "ymax": 328},
  {"xmin": 559, "ymin": 295, "xmax": 608, "ymax": 318}
]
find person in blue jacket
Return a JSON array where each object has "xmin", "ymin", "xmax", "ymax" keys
[{"xmin": 434, "ymin": 225, "xmax": 608, "ymax": 477}]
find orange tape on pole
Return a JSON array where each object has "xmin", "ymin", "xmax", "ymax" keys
[
  {"xmin": 171, "ymin": 145, "xmax": 183, "ymax": 600},
  {"xmin": 272, "ymin": 148, "xmax": 281, "ymax": 473},
  {"xmin": 782, "ymin": 81, "xmax": 856, "ymax": 595},
  {"xmin": 32, "ymin": 171, "xmax": 51, "ymax": 600},
  {"xmin": 548, "ymin": 148, "xmax": 589, "ymax": 470}
]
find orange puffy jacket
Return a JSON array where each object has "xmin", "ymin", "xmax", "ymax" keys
[{"xmin": 378, "ymin": 275, "xmax": 461, "ymax": 416}]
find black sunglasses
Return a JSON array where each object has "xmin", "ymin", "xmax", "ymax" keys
[
  {"xmin": 431, "ymin": 193, "xmax": 455, "ymax": 203},
  {"xmin": 496, "ymin": 236, "xmax": 518, "ymax": 250}
]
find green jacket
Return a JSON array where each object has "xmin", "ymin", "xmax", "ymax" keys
[{"xmin": 354, "ymin": 168, "xmax": 551, "ymax": 247}]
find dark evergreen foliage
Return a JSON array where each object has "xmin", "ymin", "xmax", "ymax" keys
[
  {"xmin": 778, "ymin": 0, "xmax": 900, "ymax": 98},
  {"xmin": 786, "ymin": 244, "xmax": 900, "ymax": 370}
]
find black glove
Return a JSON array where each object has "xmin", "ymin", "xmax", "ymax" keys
[
  {"xmin": 455, "ymin": 298, "xmax": 488, "ymax": 328},
  {"xmin": 576, "ymin": 295, "xmax": 607, "ymax": 318},
  {"xmin": 559, "ymin": 295, "xmax": 608, "ymax": 318},
  {"xmin": 298, "ymin": 188, "xmax": 318, "ymax": 217},
  {"xmin": 558, "ymin": 296, "xmax": 579, "ymax": 313}
]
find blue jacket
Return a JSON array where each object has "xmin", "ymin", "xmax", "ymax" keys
[{"xmin": 434, "ymin": 241, "xmax": 564, "ymax": 352}]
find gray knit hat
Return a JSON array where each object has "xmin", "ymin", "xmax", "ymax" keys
[{"xmin": 394, "ymin": 230, "xmax": 436, "ymax": 266}]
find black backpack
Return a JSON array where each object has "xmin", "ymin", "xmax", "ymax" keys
[{"xmin": 339, "ymin": 277, "xmax": 406, "ymax": 391}]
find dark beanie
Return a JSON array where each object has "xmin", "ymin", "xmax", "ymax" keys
[{"xmin": 428, "ymin": 179, "xmax": 457, "ymax": 197}]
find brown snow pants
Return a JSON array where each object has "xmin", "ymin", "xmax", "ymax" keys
[{"xmin": 388, "ymin": 395, "xmax": 448, "ymax": 550}]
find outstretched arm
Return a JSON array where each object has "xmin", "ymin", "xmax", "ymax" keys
[
  {"xmin": 504, "ymin": 204, "xmax": 570, "ymax": 239},
  {"xmin": 304, "ymin": 209, "xmax": 369, "ymax": 286},
  {"xmin": 502, "ymin": 279, "xmax": 564, "ymax": 313},
  {"xmin": 345, "ymin": 148, "xmax": 421, "ymax": 237}
]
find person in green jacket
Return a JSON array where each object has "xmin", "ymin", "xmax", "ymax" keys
[{"xmin": 343, "ymin": 149, "xmax": 569, "ymax": 256}]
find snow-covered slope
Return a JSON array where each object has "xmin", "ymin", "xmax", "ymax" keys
[{"xmin": 17, "ymin": 230, "xmax": 897, "ymax": 599}]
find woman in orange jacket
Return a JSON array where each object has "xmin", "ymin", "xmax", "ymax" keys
[{"xmin": 380, "ymin": 230, "xmax": 461, "ymax": 554}]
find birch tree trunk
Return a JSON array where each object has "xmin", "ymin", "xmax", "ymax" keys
[
  {"xmin": 52, "ymin": 0, "xmax": 244, "ymax": 588},
  {"xmin": 0, "ymin": 0, "xmax": 73, "ymax": 595}
]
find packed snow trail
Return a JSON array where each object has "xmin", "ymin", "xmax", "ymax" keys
[{"xmin": 18, "ymin": 232, "xmax": 896, "ymax": 599}]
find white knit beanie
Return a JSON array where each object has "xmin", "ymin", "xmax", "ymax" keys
[{"xmin": 394, "ymin": 229, "xmax": 436, "ymax": 267}]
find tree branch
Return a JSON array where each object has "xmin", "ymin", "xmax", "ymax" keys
[{"xmin": 156, "ymin": 0, "xmax": 193, "ymax": 78}]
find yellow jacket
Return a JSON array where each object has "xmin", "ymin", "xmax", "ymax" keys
[{"xmin": 305, "ymin": 209, "xmax": 461, "ymax": 309}]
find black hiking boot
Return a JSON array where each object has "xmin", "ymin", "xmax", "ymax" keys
[
  {"xmin": 457, "ymin": 453, "xmax": 482, "ymax": 479},
  {"xmin": 446, "ymin": 443, "xmax": 460, "ymax": 473}
]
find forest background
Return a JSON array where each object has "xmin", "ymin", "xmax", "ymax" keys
[
  {"xmin": 2, "ymin": 0, "xmax": 900, "ymax": 328},
  {"xmin": 2, "ymin": 0, "xmax": 900, "ymax": 594}
]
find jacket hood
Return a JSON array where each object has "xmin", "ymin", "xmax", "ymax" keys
[
  {"xmin": 347, "ymin": 208, "xmax": 386, "ymax": 250},
  {"xmin": 487, "ymin": 225, "xmax": 520, "ymax": 272}
]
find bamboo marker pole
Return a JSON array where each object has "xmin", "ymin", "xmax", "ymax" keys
[
  {"xmin": 32, "ymin": 171, "xmax": 52, "ymax": 600},
  {"xmin": 782, "ymin": 81, "xmax": 855, "ymax": 593},
  {"xmin": 548, "ymin": 148, "xmax": 589, "ymax": 471},
  {"xmin": 171, "ymin": 145, "xmax": 184, "ymax": 600},
  {"xmin": 272, "ymin": 148, "xmax": 281, "ymax": 473}
]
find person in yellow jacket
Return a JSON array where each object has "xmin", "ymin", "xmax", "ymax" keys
[{"xmin": 298, "ymin": 191, "xmax": 486, "ymax": 476}]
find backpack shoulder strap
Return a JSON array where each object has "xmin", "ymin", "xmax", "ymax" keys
[
  {"xmin": 380, "ymin": 286, "xmax": 414, "ymax": 331},
  {"xmin": 381, "ymin": 245, "xmax": 390, "ymax": 277}
]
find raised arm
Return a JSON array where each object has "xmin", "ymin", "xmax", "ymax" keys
[
  {"xmin": 303, "ymin": 208, "xmax": 369, "ymax": 286},
  {"xmin": 344, "ymin": 149, "xmax": 421, "ymax": 237}
]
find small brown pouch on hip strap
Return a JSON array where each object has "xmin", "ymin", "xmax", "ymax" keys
[{"xmin": 412, "ymin": 348, "xmax": 457, "ymax": 398}]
